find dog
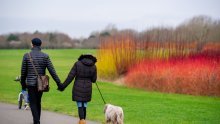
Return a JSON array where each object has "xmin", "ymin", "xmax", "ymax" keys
[{"xmin": 104, "ymin": 104, "xmax": 124, "ymax": 124}]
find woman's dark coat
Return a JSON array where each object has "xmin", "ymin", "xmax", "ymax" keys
[{"xmin": 63, "ymin": 55, "xmax": 97, "ymax": 102}]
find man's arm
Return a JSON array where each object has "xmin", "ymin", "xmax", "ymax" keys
[
  {"xmin": 20, "ymin": 54, "xmax": 27, "ymax": 90},
  {"xmin": 46, "ymin": 56, "xmax": 61, "ymax": 86}
]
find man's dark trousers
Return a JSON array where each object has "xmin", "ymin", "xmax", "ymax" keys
[{"xmin": 28, "ymin": 86, "xmax": 43, "ymax": 124}]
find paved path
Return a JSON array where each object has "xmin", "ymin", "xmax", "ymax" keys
[{"xmin": 0, "ymin": 102, "xmax": 100, "ymax": 124}]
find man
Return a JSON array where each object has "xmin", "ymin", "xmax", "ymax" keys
[{"xmin": 20, "ymin": 38, "xmax": 62, "ymax": 124}]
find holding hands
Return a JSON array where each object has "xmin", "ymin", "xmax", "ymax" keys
[{"xmin": 57, "ymin": 83, "xmax": 65, "ymax": 91}]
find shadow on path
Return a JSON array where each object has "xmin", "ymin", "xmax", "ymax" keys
[{"xmin": 0, "ymin": 102, "xmax": 100, "ymax": 124}]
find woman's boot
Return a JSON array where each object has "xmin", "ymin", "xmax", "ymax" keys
[{"xmin": 79, "ymin": 119, "xmax": 86, "ymax": 124}]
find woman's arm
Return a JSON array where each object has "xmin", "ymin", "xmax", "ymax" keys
[
  {"xmin": 62, "ymin": 62, "xmax": 77, "ymax": 89},
  {"xmin": 91, "ymin": 65, "xmax": 97, "ymax": 83}
]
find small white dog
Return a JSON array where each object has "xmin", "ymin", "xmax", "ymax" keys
[{"xmin": 104, "ymin": 104, "xmax": 124, "ymax": 124}]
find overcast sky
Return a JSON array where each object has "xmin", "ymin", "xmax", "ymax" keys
[{"xmin": 0, "ymin": 0, "xmax": 220, "ymax": 38}]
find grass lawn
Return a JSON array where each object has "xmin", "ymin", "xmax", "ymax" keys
[{"xmin": 0, "ymin": 49, "xmax": 220, "ymax": 124}]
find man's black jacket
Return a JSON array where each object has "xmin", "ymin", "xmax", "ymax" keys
[{"xmin": 20, "ymin": 47, "xmax": 61, "ymax": 90}]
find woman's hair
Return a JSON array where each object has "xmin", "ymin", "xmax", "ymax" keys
[{"xmin": 78, "ymin": 54, "xmax": 97, "ymax": 63}]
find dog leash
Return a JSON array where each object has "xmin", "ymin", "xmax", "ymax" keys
[{"xmin": 95, "ymin": 82, "xmax": 106, "ymax": 104}]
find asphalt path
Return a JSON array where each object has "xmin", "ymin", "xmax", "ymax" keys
[{"xmin": 0, "ymin": 102, "xmax": 100, "ymax": 124}]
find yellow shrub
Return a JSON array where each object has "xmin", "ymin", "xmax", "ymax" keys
[{"xmin": 97, "ymin": 49, "xmax": 118, "ymax": 79}]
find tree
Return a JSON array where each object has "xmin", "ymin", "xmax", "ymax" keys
[
  {"xmin": 178, "ymin": 15, "xmax": 213, "ymax": 51},
  {"xmin": 7, "ymin": 34, "xmax": 19, "ymax": 41},
  {"xmin": 100, "ymin": 31, "xmax": 111, "ymax": 37}
]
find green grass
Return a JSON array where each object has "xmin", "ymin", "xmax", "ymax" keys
[{"xmin": 0, "ymin": 49, "xmax": 220, "ymax": 124}]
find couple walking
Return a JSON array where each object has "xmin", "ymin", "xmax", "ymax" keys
[{"xmin": 20, "ymin": 38, "xmax": 97, "ymax": 124}]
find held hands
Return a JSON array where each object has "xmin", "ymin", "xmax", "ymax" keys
[{"xmin": 57, "ymin": 83, "xmax": 65, "ymax": 92}]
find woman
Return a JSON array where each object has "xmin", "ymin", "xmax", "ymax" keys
[{"xmin": 60, "ymin": 54, "xmax": 97, "ymax": 124}]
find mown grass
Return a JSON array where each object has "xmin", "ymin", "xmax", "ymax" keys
[{"xmin": 0, "ymin": 49, "xmax": 220, "ymax": 124}]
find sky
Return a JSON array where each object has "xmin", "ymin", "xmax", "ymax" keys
[{"xmin": 0, "ymin": 0, "xmax": 220, "ymax": 38}]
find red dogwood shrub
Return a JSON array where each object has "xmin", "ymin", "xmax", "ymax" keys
[{"xmin": 125, "ymin": 50, "xmax": 220, "ymax": 96}]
